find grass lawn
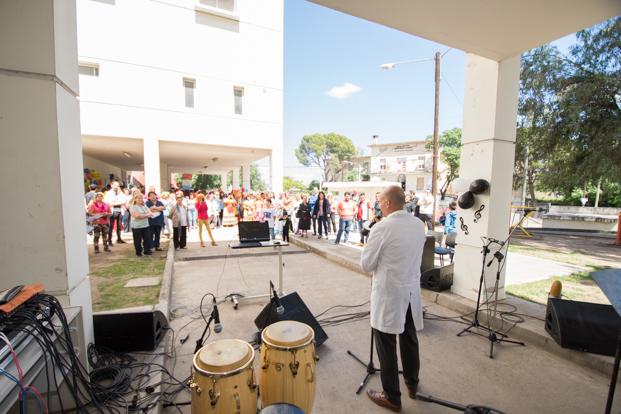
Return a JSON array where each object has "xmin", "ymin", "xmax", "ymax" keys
[
  {"xmin": 90, "ymin": 241, "xmax": 168, "ymax": 312},
  {"xmin": 508, "ymin": 244, "xmax": 600, "ymax": 267}
]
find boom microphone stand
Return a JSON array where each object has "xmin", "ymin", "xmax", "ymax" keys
[
  {"xmin": 347, "ymin": 330, "xmax": 402, "ymax": 394},
  {"xmin": 417, "ymin": 392, "xmax": 507, "ymax": 414}
]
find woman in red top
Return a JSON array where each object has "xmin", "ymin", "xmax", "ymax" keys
[
  {"xmin": 196, "ymin": 194, "xmax": 217, "ymax": 247},
  {"xmin": 88, "ymin": 192, "xmax": 112, "ymax": 253}
]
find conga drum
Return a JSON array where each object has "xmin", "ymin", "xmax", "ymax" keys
[
  {"xmin": 190, "ymin": 339, "xmax": 257, "ymax": 414},
  {"xmin": 260, "ymin": 321, "xmax": 318, "ymax": 413}
]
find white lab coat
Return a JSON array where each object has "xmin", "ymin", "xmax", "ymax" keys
[{"xmin": 360, "ymin": 210, "xmax": 427, "ymax": 334}]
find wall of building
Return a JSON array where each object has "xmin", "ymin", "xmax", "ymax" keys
[
  {"xmin": 82, "ymin": 154, "xmax": 123, "ymax": 189},
  {"xmin": 76, "ymin": 0, "xmax": 283, "ymax": 157}
]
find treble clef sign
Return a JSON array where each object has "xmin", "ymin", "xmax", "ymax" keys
[
  {"xmin": 474, "ymin": 205, "xmax": 485, "ymax": 223},
  {"xmin": 460, "ymin": 217, "xmax": 469, "ymax": 235}
]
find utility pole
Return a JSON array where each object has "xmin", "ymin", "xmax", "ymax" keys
[{"xmin": 431, "ymin": 51, "xmax": 440, "ymax": 230}]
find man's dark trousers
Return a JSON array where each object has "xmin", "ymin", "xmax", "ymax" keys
[{"xmin": 373, "ymin": 303, "xmax": 420, "ymax": 405}]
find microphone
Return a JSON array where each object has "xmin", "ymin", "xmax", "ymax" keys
[
  {"xmin": 271, "ymin": 281, "xmax": 284, "ymax": 315},
  {"xmin": 213, "ymin": 303, "xmax": 222, "ymax": 334},
  {"xmin": 485, "ymin": 237, "xmax": 505, "ymax": 246}
]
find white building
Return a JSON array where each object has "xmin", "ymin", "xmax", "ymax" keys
[
  {"xmin": 368, "ymin": 137, "xmax": 444, "ymax": 194},
  {"xmin": 77, "ymin": 0, "xmax": 284, "ymax": 193}
]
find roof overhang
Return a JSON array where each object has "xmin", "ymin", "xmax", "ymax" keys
[{"xmin": 306, "ymin": 0, "xmax": 621, "ymax": 61}]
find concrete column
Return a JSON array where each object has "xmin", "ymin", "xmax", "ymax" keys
[
  {"xmin": 242, "ymin": 164, "xmax": 251, "ymax": 192},
  {"xmin": 232, "ymin": 167, "xmax": 241, "ymax": 190},
  {"xmin": 221, "ymin": 173, "xmax": 228, "ymax": 191},
  {"xmin": 159, "ymin": 161, "xmax": 168, "ymax": 193},
  {"xmin": 0, "ymin": 0, "xmax": 92, "ymax": 344},
  {"xmin": 144, "ymin": 139, "xmax": 160, "ymax": 193},
  {"xmin": 270, "ymin": 146, "xmax": 283, "ymax": 193},
  {"xmin": 451, "ymin": 54, "xmax": 520, "ymax": 302}
]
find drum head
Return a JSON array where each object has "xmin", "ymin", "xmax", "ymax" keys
[
  {"xmin": 197, "ymin": 339, "xmax": 253, "ymax": 373},
  {"xmin": 260, "ymin": 403, "xmax": 306, "ymax": 414},
  {"xmin": 263, "ymin": 321, "xmax": 313, "ymax": 347}
]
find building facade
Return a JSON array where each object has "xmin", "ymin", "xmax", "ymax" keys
[{"xmin": 77, "ymin": 0, "xmax": 284, "ymax": 193}]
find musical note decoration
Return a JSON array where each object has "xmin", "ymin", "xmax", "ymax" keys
[
  {"xmin": 474, "ymin": 204, "xmax": 485, "ymax": 223},
  {"xmin": 460, "ymin": 217, "xmax": 469, "ymax": 235}
]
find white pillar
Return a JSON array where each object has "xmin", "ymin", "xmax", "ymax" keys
[
  {"xmin": 144, "ymin": 139, "xmax": 160, "ymax": 193},
  {"xmin": 451, "ymin": 54, "xmax": 520, "ymax": 302},
  {"xmin": 0, "ymin": 0, "xmax": 93, "ymax": 345},
  {"xmin": 221, "ymin": 173, "xmax": 228, "ymax": 191},
  {"xmin": 232, "ymin": 167, "xmax": 241, "ymax": 190},
  {"xmin": 242, "ymin": 164, "xmax": 251, "ymax": 192},
  {"xmin": 270, "ymin": 146, "xmax": 283, "ymax": 194},
  {"xmin": 159, "ymin": 161, "xmax": 168, "ymax": 194}
]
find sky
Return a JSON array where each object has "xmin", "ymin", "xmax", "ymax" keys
[{"xmin": 258, "ymin": 0, "xmax": 579, "ymax": 185}]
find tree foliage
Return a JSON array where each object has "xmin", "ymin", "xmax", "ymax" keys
[
  {"xmin": 296, "ymin": 133, "xmax": 358, "ymax": 182},
  {"xmin": 426, "ymin": 127, "xmax": 462, "ymax": 199},
  {"xmin": 283, "ymin": 176, "xmax": 306, "ymax": 192},
  {"xmin": 193, "ymin": 174, "xmax": 221, "ymax": 190}
]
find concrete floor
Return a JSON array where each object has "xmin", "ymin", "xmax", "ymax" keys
[{"xmin": 162, "ymin": 227, "xmax": 621, "ymax": 414}]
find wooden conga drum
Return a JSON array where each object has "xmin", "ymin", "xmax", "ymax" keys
[
  {"xmin": 260, "ymin": 321, "xmax": 318, "ymax": 413},
  {"xmin": 190, "ymin": 339, "xmax": 257, "ymax": 414}
]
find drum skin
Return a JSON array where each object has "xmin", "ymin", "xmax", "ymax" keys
[
  {"xmin": 191, "ymin": 339, "xmax": 257, "ymax": 414},
  {"xmin": 260, "ymin": 321, "xmax": 318, "ymax": 413}
]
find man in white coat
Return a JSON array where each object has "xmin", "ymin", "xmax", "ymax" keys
[{"xmin": 360, "ymin": 186, "xmax": 427, "ymax": 413}]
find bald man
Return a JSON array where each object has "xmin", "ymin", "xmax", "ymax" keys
[{"xmin": 360, "ymin": 186, "xmax": 427, "ymax": 412}]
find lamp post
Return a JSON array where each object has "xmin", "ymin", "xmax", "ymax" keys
[{"xmin": 381, "ymin": 48, "xmax": 451, "ymax": 230}]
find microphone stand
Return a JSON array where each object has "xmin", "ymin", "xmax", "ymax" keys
[
  {"xmin": 195, "ymin": 305, "xmax": 217, "ymax": 354},
  {"xmin": 252, "ymin": 281, "xmax": 282, "ymax": 345},
  {"xmin": 457, "ymin": 238, "xmax": 494, "ymax": 338}
]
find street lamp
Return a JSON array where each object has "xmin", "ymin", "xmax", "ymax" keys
[{"xmin": 381, "ymin": 47, "xmax": 451, "ymax": 230}]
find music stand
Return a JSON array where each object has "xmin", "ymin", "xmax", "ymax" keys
[{"xmin": 590, "ymin": 268, "xmax": 621, "ymax": 414}]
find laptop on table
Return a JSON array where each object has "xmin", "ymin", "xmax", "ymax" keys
[{"xmin": 231, "ymin": 221, "xmax": 271, "ymax": 248}]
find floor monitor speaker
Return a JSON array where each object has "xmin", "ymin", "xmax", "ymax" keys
[
  {"xmin": 421, "ymin": 235, "xmax": 435, "ymax": 273},
  {"xmin": 94, "ymin": 310, "xmax": 169, "ymax": 353},
  {"xmin": 421, "ymin": 264, "xmax": 454, "ymax": 292},
  {"xmin": 254, "ymin": 292, "xmax": 328, "ymax": 347},
  {"xmin": 545, "ymin": 298, "xmax": 621, "ymax": 356}
]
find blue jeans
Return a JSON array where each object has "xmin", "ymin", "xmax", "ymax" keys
[
  {"xmin": 269, "ymin": 227, "xmax": 275, "ymax": 240},
  {"xmin": 188, "ymin": 208, "xmax": 197, "ymax": 227},
  {"xmin": 335, "ymin": 218, "xmax": 352, "ymax": 243},
  {"xmin": 359, "ymin": 219, "xmax": 367, "ymax": 243},
  {"xmin": 317, "ymin": 216, "xmax": 328, "ymax": 236}
]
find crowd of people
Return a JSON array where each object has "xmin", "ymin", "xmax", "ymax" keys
[{"xmin": 85, "ymin": 182, "xmax": 456, "ymax": 257}]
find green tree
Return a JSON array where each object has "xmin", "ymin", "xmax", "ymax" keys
[
  {"xmin": 514, "ymin": 45, "xmax": 567, "ymax": 203},
  {"xmin": 283, "ymin": 176, "xmax": 306, "ymax": 192},
  {"xmin": 544, "ymin": 17, "xmax": 621, "ymax": 193},
  {"xmin": 425, "ymin": 127, "xmax": 462, "ymax": 199},
  {"xmin": 307, "ymin": 180, "xmax": 321, "ymax": 192},
  {"xmin": 192, "ymin": 174, "xmax": 221, "ymax": 190},
  {"xmin": 296, "ymin": 133, "xmax": 358, "ymax": 182}
]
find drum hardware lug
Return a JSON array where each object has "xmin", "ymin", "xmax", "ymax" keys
[
  {"xmin": 307, "ymin": 362, "xmax": 315, "ymax": 383},
  {"xmin": 262, "ymin": 348, "xmax": 270, "ymax": 370},
  {"xmin": 209, "ymin": 389, "xmax": 220, "ymax": 406},
  {"xmin": 188, "ymin": 379, "xmax": 202, "ymax": 396},
  {"xmin": 313, "ymin": 352, "xmax": 320, "ymax": 363},
  {"xmin": 247, "ymin": 378, "xmax": 257, "ymax": 393},
  {"xmin": 290, "ymin": 361, "xmax": 299, "ymax": 377},
  {"xmin": 233, "ymin": 392, "xmax": 240, "ymax": 414},
  {"xmin": 275, "ymin": 362, "xmax": 284, "ymax": 372}
]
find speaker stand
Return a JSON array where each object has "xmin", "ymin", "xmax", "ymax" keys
[{"xmin": 347, "ymin": 328, "xmax": 402, "ymax": 394}]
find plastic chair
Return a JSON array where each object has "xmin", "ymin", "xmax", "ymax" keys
[{"xmin": 430, "ymin": 231, "xmax": 456, "ymax": 266}]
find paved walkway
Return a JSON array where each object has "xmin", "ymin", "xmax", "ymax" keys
[{"xmin": 158, "ymin": 225, "xmax": 621, "ymax": 414}]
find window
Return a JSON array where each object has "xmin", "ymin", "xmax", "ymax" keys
[
  {"xmin": 78, "ymin": 64, "xmax": 99, "ymax": 77},
  {"xmin": 417, "ymin": 177, "xmax": 424, "ymax": 190},
  {"xmin": 184, "ymin": 79, "xmax": 195, "ymax": 108},
  {"xmin": 379, "ymin": 159, "xmax": 386, "ymax": 173},
  {"xmin": 234, "ymin": 87, "xmax": 243, "ymax": 115},
  {"xmin": 199, "ymin": 0, "xmax": 235, "ymax": 12},
  {"xmin": 397, "ymin": 158, "xmax": 406, "ymax": 172},
  {"xmin": 417, "ymin": 156, "xmax": 426, "ymax": 170}
]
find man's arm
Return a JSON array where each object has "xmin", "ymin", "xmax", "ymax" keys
[{"xmin": 360, "ymin": 226, "xmax": 382, "ymax": 273}]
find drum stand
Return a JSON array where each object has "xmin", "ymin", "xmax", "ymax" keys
[
  {"xmin": 417, "ymin": 392, "xmax": 507, "ymax": 414},
  {"xmin": 347, "ymin": 329, "xmax": 402, "ymax": 394}
]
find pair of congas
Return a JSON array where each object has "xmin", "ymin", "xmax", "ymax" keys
[{"xmin": 190, "ymin": 321, "xmax": 318, "ymax": 413}]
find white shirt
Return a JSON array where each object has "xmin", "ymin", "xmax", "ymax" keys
[
  {"xmin": 419, "ymin": 195, "xmax": 434, "ymax": 215},
  {"xmin": 104, "ymin": 189, "xmax": 125, "ymax": 210},
  {"xmin": 263, "ymin": 208, "xmax": 275, "ymax": 228},
  {"xmin": 360, "ymin": 210, "xmax": 427, "ymax": 334}
]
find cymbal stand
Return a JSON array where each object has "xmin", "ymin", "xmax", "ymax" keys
[{"xmin": 457, "ymin": 238, "xmax": 494, "ymax": 338}]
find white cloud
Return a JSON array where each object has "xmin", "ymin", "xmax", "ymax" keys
[{"xmin": 325, "ymin": 82, "xmax": 362, "ymax": 99}]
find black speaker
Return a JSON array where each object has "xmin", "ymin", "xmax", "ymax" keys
[
  {"xmin": 93, "ymin": 310, "xmax": 169, "ymax": 352},
  {"xmin": 545, "ymin": 298, "xmax": 621, "ymax": 356},
  {"xmin": 254, "ymin": 292, "xmax": 328, "ymax": 347},
  {"xmin": 421, "ymin": 264, "xmax": 454, "ymax": 292},
  {"xmin": 421, "ymin": 235, "xmax": 435, "ymax": 273}
]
